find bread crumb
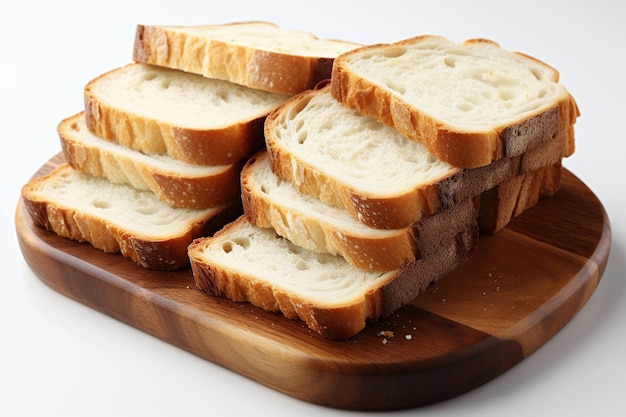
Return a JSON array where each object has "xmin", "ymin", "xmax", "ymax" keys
[
  {"xmin": 377, "ymin": 330, "xmax": 394, "ymax": 338},
  {"xmin": 405, "ymin": 334, "xmax": 413, "ymax": 340}
]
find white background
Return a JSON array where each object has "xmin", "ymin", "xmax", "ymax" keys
[{"xmin": 2, "ymin": 1, "xmax": 625, "ymax": 416}]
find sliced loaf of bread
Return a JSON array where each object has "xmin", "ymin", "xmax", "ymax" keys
[
  {"xmin": 22, "ymin": 164, "xmax": 240, "ymax": 270},
  {"xmin": 133, "ymin": 21, "xmax": 361, "ymax": 95},
  {"xmin": 264, "ymin": 86, "xmax": 567, "ymax": 229},
  {"xmin": 241, "ymin": 151, "xmax": 479, "ymax": 271},
  {"xmin": 59, "ymin": 112, "xmax": 241, "ymax": 209},
  {"xmin": 188, "ymin": 215, "xmax": 476, "ymax": 339},
  {"xmin": 331, "ymin": 35, "xmax": 578, "ymax": 168},
  {"xmin": 84, "ymin": 63, "xmax": 289, "ymax": 166}
]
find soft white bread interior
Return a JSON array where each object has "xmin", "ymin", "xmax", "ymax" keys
[
  {"xmin": 241, "ymin": 151, "xmax": 479, "ymax": 271},
  {"xmin": 331, "ymin": 35, "xmax": 578, "ymax": 168},
  {"xmin": 189, "ymin": 215, "xmax": 476, "ymax": 339},
  {"xmin": 59, "ymin": 112, "xmax": 241, "ymax": 209},
  {"xmin": 84, "ymin": 63, "xmax": 289, "ymax": 165},
  {"xmin": 21, "ymin": 164, "xmax": 240, "ymax": 270},
  {"xmin": 133, "ymin": 21, "xmax": 361, "ymax": 94},
  {"xmin": 265, "ymin": 86, "xmax": 458, "ymax": 229},
  {"xmin": 264, "ymin": 86, "xmax": 569, "ymax": 229}
]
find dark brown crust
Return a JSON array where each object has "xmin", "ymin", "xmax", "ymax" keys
[
  {"xmin": 479, "ymin": 162, "xmax": 562, "ymax": 234},
  {"xmin": 133, "ymin": 23, "xmax": 360, "ymax": 95},
  {"xmin": 21, "ymin": 165, "xmax": 242, "ymax": 270},
  {"xmin": 330, "ymin": 36, "xmax": 579, "ymax": 168}
]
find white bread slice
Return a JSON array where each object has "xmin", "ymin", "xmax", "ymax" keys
[
  {"xmin": 133, "ymin": 21, "xmax": 361, "ymax": 95},
  {"xmin": 264, "ymin": 86, "xmax": 567, "ymax": 229},
  {"xmin": 479, "ymin": 162, "xmax": 562, "ymax": 234},
  {"xmin": 331, "ymin": 35, "xmax": 579, "ymax": 168},
  {"xmin": 188, "ymin": 215, "xmax": 476, "ymax": 340},
  {"xmin": 84, "ymin": 63, "xmax": 289, "ymax": 166},
  {"xmin": 241, "ymin": 151, "xmax": 479, "ymax": 271},
  {"xmin": 59, "ymin": 112, "xmax": 241, "ymax": 209},
  {"xmin": 21, "ymin": 164, "xmax": 240, "ymax": 270}
]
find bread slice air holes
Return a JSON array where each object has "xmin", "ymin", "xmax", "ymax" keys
[
  {"xmin": 320, "ymin": 120, "xmax": 334, "ymax": 131},
  {"xmin": 286, "ymin": 242, "xmax": 303, "ymax": 255},
  {"xmin": 498, "ymin": 89, "xmax": 517, "ymax": 102},
  {"xmin": 530, "ymin": 67, "xmax": 545, "ymax": 81},
  {"xmin": 221, "ymin": 236, "xmax": 252, "ymax": 254},
  {"xmin": 378, "ymin": 46, "xmax": 407, "ymax": 59},
  {"xmin": 296, "ymin": 131, "xmax": 308, "ymax": 145},
  {"xmin": 140, "ymin": 71, "xmax": 158, "ymax": 82},
  {"xmin": 444, "ymin": 56, "xmax": 457, "ymax": 68},
  {"xmin": 90, "ymin": 198, "xmax": 110, "ymax": 209},
  {"xmin": 295, "ymin": 259, "xmax": 308, "ymax": 271},
  {"xmin": 314, "ymin": 253, "xmax": 331, "ymax": 264},
  {"xmin": 159, "ymin": 78, "xmax": 173, "ymax": 89}
]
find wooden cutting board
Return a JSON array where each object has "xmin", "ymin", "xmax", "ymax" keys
[{"xmin": 15, "ymin": 154, "xmax": 611, "ymax": 411}]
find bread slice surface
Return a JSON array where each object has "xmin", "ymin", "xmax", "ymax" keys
[
  {"xmin": 241, "ymin": 151, "xmax": 478, "ymax": 271},
  {"xmin": 59, "ymin": 112, "xmax": 241, "ymax": 209},
  {"xmin": 189, "ymin": 216, "xmax": 476, "ymax": 339},
  {"xmin": 331, "ymin": 35, "xmax": 579, "ymax": 168},
  {"xmin": 22, "ymin": 164, "xmax": 239, "ymax": 270},
  {"xmin": 85, "ymin": 63, "xmax": 289, "ymax": 165},
  {"xmin": 133, "ymin": 21, "xmax": 361, "ymax": 94},
  {"xmin": 265, "ymin": 86, "xmax": 460, "ymax": 228}
]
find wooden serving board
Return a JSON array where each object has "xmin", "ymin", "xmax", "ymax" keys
[{"xmin": 16, "ymin": 155, "xmax": 611, "ymax": 411}]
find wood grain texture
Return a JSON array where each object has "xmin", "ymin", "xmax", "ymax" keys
[{"xmin": 15, "ymin": 154, "xmax": 610, "ymax": 410}]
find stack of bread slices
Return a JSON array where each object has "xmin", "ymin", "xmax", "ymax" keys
[
  {"xmin": 21, "ymin": 22, "xmax": 579, "ymax": 340},
  {"xmin": 20, "ymin": 22, "xmax": 359, "ymax": 271}
]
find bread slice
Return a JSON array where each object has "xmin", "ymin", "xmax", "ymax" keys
[
  {"xmin": 264, "ymin": 86, "xmax": 567, "ymax": 229},
  {"xmin": 479, "ymin": 162, "xmax": 562, "ymax": 234},
  {"xmin": 331, "ymin": 35, "xmax": 579, "ymax": 168},
  {"xmin": 21, "ymin": 164, "xmax": 240, "ymax": 270},
  {"xmin": 188, "ymin": 215, "xmax": 477, "ymax": 339},
  {"xmin": 241, "ymin": 151, "xmax": 479, "ymax": 271},
  {"xmin": 84, "ymin": 63, "xmax": 289, "ymax": 166},
  {"xmin": 133, "ymin": 21, "xmax": 361, "ymax": 95},
  {"xmin": 59, "ymin": 112, "xmax": 241, "ymax": 209}
]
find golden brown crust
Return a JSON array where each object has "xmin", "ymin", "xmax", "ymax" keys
[
  {"xmin": 240, "ymin": 152, "xmax": 420, "ymax": 271},
  {"xmin": 266, "ymin": 141, "xmax": 442, "ymax": 229},
  {"xmin": 133, "ymin": 22, "xmax": 360, "ymax": 95},
  {"xmin": 21, "ymin": 165, "xmax": 242, "ymax": 270},
  {"xmin": 264, "ymin": 90, "xmax": 450, "ymax": 229},
  {"xmin": 190, "ymin": 247, "xmax": 386, "ymax": 339},
  {"xmin": 330, "ymin": 36, "xmax": 579, "ymax": 168},
  {"xmin": 59, "ymin": 113, "xmax": 242, "ymax": 209},
  {"xmin": 241, "ymin": 152, "xmax": 481, "ymax": 271},
  {"xmin": 264, "ymin": 88, "xmax": 570, "ymax": 230},
  {"xmin": 83, "ymin": 75, "xmax": 268, "ymax": 166},
  {"xmin": 189, "ymin": 215, "xmax": 478, "ymax": 339}
]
